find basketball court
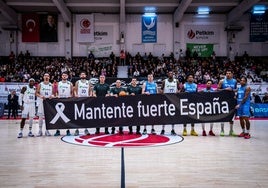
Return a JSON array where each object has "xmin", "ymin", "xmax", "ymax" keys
[{"xmin": 0, "ymin": 119, "xmax": 267, "ymax": 188}]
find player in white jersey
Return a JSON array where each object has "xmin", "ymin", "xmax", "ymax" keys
[
  {"xmin": 17, "ymin": 78, "xmax": 36, "ymax": 138},
  {"xmin": 54, "ymin": 72, "xmax": 73, "ymax": 136},
  {"xmin": 36, "ymin": 73, "xmax": 55, "ymax": 136},
  {"xmin": 160, "ymin": 70, "xmax": 180, "ymax": 135},
  {"xmin": 73, "ymin": 72, "xmax": 91, "ymax": 136}
]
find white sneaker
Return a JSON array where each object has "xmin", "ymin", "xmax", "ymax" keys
[
  {"xmin": 17, "ymin": 132, "xmax": 23, "ymax": 138},
  {"xmin": 28, "ymin": 131, "xmax": 34, "ymax": 137},
  {"xmin": 74, "ymin": 129, "xmax": 79, "ymax": 136},
  {"xmin": 45, "ymin": 130, "xmax": 51, "ymax": 136},
  {"xmin": 37, "ymin": 130, "xmax": 43, "ymax": 137}
]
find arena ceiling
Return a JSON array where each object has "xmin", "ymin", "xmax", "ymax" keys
[{"xmin": 0, "ymin": 0, "xmax": 267, "ymax": 28}]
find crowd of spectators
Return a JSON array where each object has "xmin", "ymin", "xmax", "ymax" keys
[{"xmin": 0, "ymin": 50, "xmax": 267, "ymax": 85}]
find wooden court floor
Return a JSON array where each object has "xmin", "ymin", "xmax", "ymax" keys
[{"xmin": 0, "ymin": 119, "xmax": 267, "ymax": 188}]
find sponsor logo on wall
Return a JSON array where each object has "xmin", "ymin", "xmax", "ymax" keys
[
  {"xmin": 76, "ymin": 14, "xmax": 94, "ymax": 43},
  {"xmin": 142, "ymin": 15, "xmax": 157, "ymax": 43},
  {"xmin": 185, "ymin": 25, "xmax": 219, "ymax": 43}
]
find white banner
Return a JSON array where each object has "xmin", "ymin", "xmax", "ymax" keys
[
  {"xmin": 185, "ymin": 25, "xmax": 220, "ymax": 43},
  {"xmin": 76, "ymin": 14, "xmax": 94, "ymax": 43},
  {"xmin": 87, "ymin": 44, "xmax": 113, "ymax": 57},
  {"xmin": 94, "ymin": 25, "xmax": 114, "ymax": 44}
]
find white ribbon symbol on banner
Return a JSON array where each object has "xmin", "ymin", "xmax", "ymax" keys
[{"xmin": 50, "ymin": 103, "xmax": 70, "ymax": 124}]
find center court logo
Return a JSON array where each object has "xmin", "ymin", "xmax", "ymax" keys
[{"xmin": 61, "ymin": 133, "xmax": 184, "ymax": 148}]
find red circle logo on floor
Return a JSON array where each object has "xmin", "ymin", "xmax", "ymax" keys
[{"xmin": 61, "ymin": 132, "xmax": 184, "ymax": 148}]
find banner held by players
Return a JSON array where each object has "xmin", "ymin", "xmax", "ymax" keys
[{"xmin": 44, "ymin": 91, "xmax": 236, "ymax": 130}]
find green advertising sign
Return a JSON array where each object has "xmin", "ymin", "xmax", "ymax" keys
[{"xmin": 186, "ymin": 43, "xmax": 214, "ymax": 57}]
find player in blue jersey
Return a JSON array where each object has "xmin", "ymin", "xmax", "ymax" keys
[
  {"xmin": 217, "ymin": 69, "xmax": 237, "ymax": 136},
  {"xmin": 235, "ymin": 76, "xmax": 251, "ymax": 139},
  {"xmin": 200, "ymin": 79, "xmax": 215, "ymax": 136},
  {"xmin": 181, "ymin": 74, "xmax": 198, "ymax": 136},
  {"xmin": 142, "ymin": 73, "xmax": 158, "ymax": 135}
]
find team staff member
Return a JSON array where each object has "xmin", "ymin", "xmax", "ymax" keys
[
  {"xmin": 110, "ymin": 80, "xmax": 127, "ymax": 134},
  {"xmin": 36, "ymin": 73, "xmax": 55, "ymax": 137},
  {"xmin": 142, "ymin": 73, "xmax": 158, "ymax": 135},
  {"xmin": 54, "ymin": 72, "xmax": 73, "ymax": 136},
  {"xmin": 73, "ymin": 72, "xmax": 91, "ymax": 136},
  {"xmin": 181, "ymin": 74, "xmax": 198, "ymax": 136},
  {"xmin": 217, "ymin": 69, "xmax": 237, "ymax": 136},
  {"xmin": 17, "ymin": 78, "xmax": 36, "ymax": 138},
  {"xmin": 127, "ymin": 77, "xmax": 142, "ymax": 135},
  {"xmin": 235, "ymin": 76, "xmax": 251, "ymax": 139},
  {"xmin": 200, "ymin": 80, "xmax": 215, "ymax": 136},
  {"xmin": 92, "ymin": 75, "xmax": 110, "ymax": 134},
  {"xmin": 7, "ymin": 90, "xmax": 18, "ymax": 119},
  {"xmin": 160, "ymin": 70, "xmax": 180, "ymax": 135}
]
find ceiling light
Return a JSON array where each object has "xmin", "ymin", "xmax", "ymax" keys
[
  {"xmin": 253, "ymin": 5, "xmax": 266, "ymax": 14},
  {"xmin": 198, "ymin": 7, "xmax": 210, "ymax": 15}
]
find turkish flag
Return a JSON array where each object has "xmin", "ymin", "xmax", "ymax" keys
[{"xmin": 22, "ymin": 14, "xmax": 40, "ymax": 42}]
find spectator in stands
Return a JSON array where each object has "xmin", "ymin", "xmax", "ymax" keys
[
  {"xmin": 109, "ymin": 52, "xmax": 115, "ymax": 63},
  {"xmin": 9, "ymin": 51, "xmax": 15, "ymax": 63},
  {"xmin": 7, "ymin": 90, "xmax": 18, "ymax": 119},
  {"xmin": 88, "ymin": 51, "xmax": 95, "ymax": 61},
  {"xmin": 262, "ymin": 93, "xmax": 268, "ymax": 103},
  {"xmin": 25, "ymin": 50, "xmax": 30, "ymax": 58},
  {"xmin": 185, "ymin": 48, "xmax": 191, "ymax": 59},
  {"xmin": 133, "ymin": 69, "xmax": 140, "ymax": 77},
  {"xmin": 252, "ymin": 93, "xmax": 262, "ymax": 103},
  {"xmin": 0, "ymin": 73, "xmax": 5, "ymax": 82}
]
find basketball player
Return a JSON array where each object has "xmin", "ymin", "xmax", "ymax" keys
[
  {"xmin": 73, "ymin": 72, "xmax": 91, "ymax": 136},
  {"xmin": 142, "ymin": 73, "xmax": 158, "ymax": 135},
  {"xmin": 160, "ymin": 70, "xmax": 180, "ymax": 135},
  {"xmin": 127, "ymin": 77, "xmax": 142, "ymax": 134},
  {"xmin": 17, "ymin": 78, "xmax": 36, "ymax": 138},
  {"xmin": 200, "ymin": 79, "xmax": 215, "ymax": 136},
  {"xmin": 36, "ymin": 73, "xmax": 55, "ymax": 137},
  {"xmin": 217, "ymin": 69, "xmax": 237, "ymax": 136},
  {"xmin": 110, "ymin": 79, "xmax": 127, "ymax": 134},
  {"xmin": 235, "ymin": 76, "xmax": 251, "ymax": 139},
  {"xmin": 92, "ymin": 75, "xmax": 110, "ymax": 134},
  {"xmin": 54, "ymin": 72, "xmax": 73, "ymax": 136},
  {"xmin": 181, "ymin": 74, "xmax": 198, "ymax": 136}
]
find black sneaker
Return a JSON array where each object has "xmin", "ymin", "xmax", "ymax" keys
[
  {"xmin": 95, "ymin": 130, "xmax": 100, "ymax": 134},
  {"xmin": 105, "ymin": 130, "xmax": 110, "ymax": 134},
  {"xmin": 160, "ymin": 129, "xmax": 165, "ymax": 135},
  {"xmin": 128, "ymin": 131, "xmax": 133, "ymax": 135},
  {"xmin": 171, "ymin": 129, "xmax": 177, "ymax": 135},
  {"xmin": 136, "ymin": 131, "xmax": 141, "ymax": 135},
  {"xmin": 111, "ymin": 130, "xmax": 115, "ymax": 134},
  {"xmin": 142, "ymin": 129, "xmax": 147, "ymax": 135},
  {"xmin": 151, "ymin": 129, "xmax": 156, "ymax": 135}
]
